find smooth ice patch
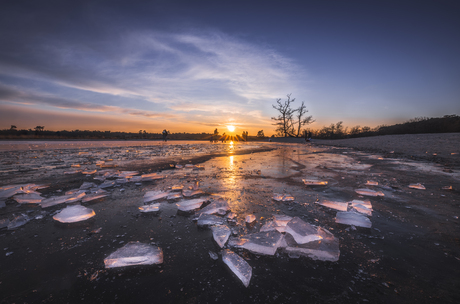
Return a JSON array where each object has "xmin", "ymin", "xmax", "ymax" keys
[
  {"xmin": 139, "ymin": 203, "xmax": 160, "ymax": 213},
  {"xmin": 316, "ymin": 200, "xmax": 348, "ymax": 211},
  {"xmin": 335, "ymin": 212, "xmax": 372, "ymax": 228},
  {"xmin": 104, "ymin": 242, "xmax": 163, "ymax": 268},
  {"xmin": 355, "ymin": 188, "xmax": 384, "ymax": 197},
  {"xmin": 285, "ymin": 217, "xmax": 323, "ymax": 244},
  {"xmin": 211, "ymin": 224, "xmax": 231, "ymax": 248},
  {"xmin": 53, "ymin": 205, "xmax": 96, "ymax": 223},
  {"xmin": 222, "ymin": 249, "xmax": 252, "ymax": 288}
]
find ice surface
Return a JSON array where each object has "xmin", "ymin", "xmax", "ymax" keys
[
  {"xmin": 104, "ymin": 242, "xmax": 163, "ymax": 268},
  {"xmin": 176, "ymin": 198, "xmax": 209, "ymax": 212},
  {"xmin": 195, "ymin": 198, "xmax": 230, "ymax": 216},
  {"xmin": 40, "ymin": 191, "xmax": 86, "ymax": 208},
  {"xmin": 139, "ymin": 203, "xmax": 160, "ymax": 213},
  {"xmin": 144, "ymin": 191, "xmax": 169, "ymax": 203},
  {"xmin": 7, "ymin": 214, "xmax": 30, "ymax": 230},
  {"xmin": 13, "ymin": 193, "xmax": 43, "ymax": 204},
  {"xmin": 284, "ymin": 227, "xmax": 340, "ymax": 262},
  {"xmin": 222, "ymin": 249, "xmax": 252, "ymax": 288},
  {"xmin": 350, "ymin": 200, "xmax": 372, "ymax": 216},
  {"xmin": 316, "ymin": 200, "xmax": 348, "ymax": 211},
  {"xmin": 53, "ymin": 205, "xmax": 96, "ymax": 223},
  {"xmin": 285, "ymin": 217, "xmax": 323, "ymax": 244},
  {"xmin": 335, "ymin": 211, "xmax": 372, "ymax": 228},
  {"xmin": 82, "ymin": 189, "xmax": 108, "ymax": 203},
  {"xmin": 196, "ymin": 214, "xmax": 225, "ymax": 227},
  {"xmin": 211, "ymin": 224, "xmax": 231, "ymax": 248},
  {"xmin": 409, "ymin": 183, "xmax": 426, "ymax": 190},
  {"xmin": 229, "ymin": 230, "xmax": 285, "ymax": 256},
  {"xmin": 303, "ymin": 179, "xmax": 328, "ymax": 186},
  {"xmin": 245, "ymin": 214, "xmax": 256, "ymax": 224},
  {"xmin": 355, "ymin": 188, "xmax": 384, "ymax": 197}
]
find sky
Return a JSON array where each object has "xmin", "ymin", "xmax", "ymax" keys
[{"xmin": 0, "ymin": 0, "xmax": 459, "ymax": 135}]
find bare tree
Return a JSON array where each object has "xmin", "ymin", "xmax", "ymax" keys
[
  {"xmin": 271, "ymin": 94, "xmax": 297, "ymax": 137},
  {"xmin": 295, "ymin": 101, "xmax": 315, "ymax": 137}
]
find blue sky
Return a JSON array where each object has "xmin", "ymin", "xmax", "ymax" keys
[{"xmin": 0, "ymin": 0, "xmax": 459, "ymax": 135}]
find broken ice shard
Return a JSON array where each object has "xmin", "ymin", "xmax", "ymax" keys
[
  {"xmin": 40, "ymin": 191, "xmax": 86, "ymax": 208},
  {"xmin": 316, "ymin": 200, "xmax": 348, "ymax": 212},
  {"xmin": 273, "ymin": 214, "xmax": 293, "ymax": 227},
  {"xmin": 182, "ymin": 189, "xmax": 205, "ymax": 197},
  {"xmin": 272, "ymin": 193, "xmax": 295, "ymax": 202},
  {"xmin": 365, "ymin": 181, "xmax": 378, "ymax": 186},
  {"xmin": 53, "ymin": 205, "xmax": 96, "ymax": 223},
  {"xmin": 195, "ymin": 198, "xmax": 230, "ymax": 217},
  {"xmin": 13, "ymin": 193, "xmax": 43, "ymax": 204},
  {"xmin": 81, "ymin": 169, "xmax": 97, "ymax": 175},
  {"xmin": 7, "ymin": 214, "xmax": 30, "ymax": 230},
  {"xmin": 99, "ymin": 180, "xmax": 116, "ymax": 189},
  {"xmin": 408, "ymin": 183, "xmax": 425, "ymax": 190},
  {"xmin": 196, "ymin": 214, "xmax": 225, "ymax": 227},
  {"xmin": 222, "ymin": 249, "xmax": 252, "ymax": 288},
  {"xmin": 245, "ymin": 214, "xmax": 256, "ymax": 224},
  {"xmin": 82, "ymin": 189, "xmax": 108, "ymax": 203},
  {"xmin": 211, "ymin": 224, "xmax": 231, "ymax": 248},
  {"xmin": 176, "ymin": 198, "xmax": 208, "ymax": 212},
  {"xmin": 303, "ymin": 179, "xmax": 328, "ymax": 186},
  {"xmin": 144, "ymin": 191, "xmax": 169, "ymax": 203},
  {"xmin": 104, "ymin": 242, "xmax": 163, "ymax": 268},
  {"xmin": 80, "ymin": 182, "xmax": 97, "ymax": 190},
  {"xmin": 285, "ymin": 217, "xmax": 323, "ymax": 244},
  {"xmin": 260, "ymin": 220, "xmax": 286, "ymax": 233},
  {"xmin": 350, "ymin": 200, "xmax": 372, "ymax": 216},
  {"xmin": 228, "ymin": 230, "xmax": 285, "ymax": 256},
  {"xmin": 355, "ymin": 188, "xmax": 384, "ymax": 197},
  {"xmin": 141, "ymin": 173, "xmax": 165, "ymax": 181},
  {"xmin": 139, "ymin": 203, "xmax": 160, "ymax": 213},
  {"xmin": 167, "ymin": 192, "xmax": 182, "ymax": 200},
  {"xmin": 335, "ymin": 211, "xmax": 372, "ymax": 228},
  {"xmin": 284, "ymin": 227, "xmax": 340, "ymax": 262}
]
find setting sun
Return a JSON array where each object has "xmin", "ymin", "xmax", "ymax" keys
[{"xmin": 227, "ymin": 125, "xmax": 235, "ymax": 132}]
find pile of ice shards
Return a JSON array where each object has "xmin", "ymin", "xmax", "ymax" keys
[{"xmin": 316, "ymin": 199, "xmax": 374, "ymax": 228}]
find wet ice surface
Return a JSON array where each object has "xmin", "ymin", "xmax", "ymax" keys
[{"xmin": 0, "ymin": 140, "xmax": 459, "ymax": 303}]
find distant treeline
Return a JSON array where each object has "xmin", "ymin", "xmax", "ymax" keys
[{"xmin": 307, "ymin": 115, "xmax": 460, "ymax": 139}]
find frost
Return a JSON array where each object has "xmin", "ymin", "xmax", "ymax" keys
[
  {"xmin": 222, "ymin": 249, "xmax": 252, "ymax": 288},
  {"xmin": 104, "ymin": 242, "xmax": 163, "ymax": 268},
  {"xmin": 144, "ymin": 191, "xmax": 169, "ymax": 203},
  {"xmin": 335, "ymin": 212, "xmax": 372, "ymax": 228},
  {"xmin": 355, "ymin": 188, "xmax": 384, "ymax": 197},
  {"xmin": 139, "ymin": 203, "xmax": 160, "ymax": 213},
  {"xmin": 284, "ymin": 227, "xmax": 340, "ymax": 262},
  {"xmin": 408, "ymin": 183, "xmax": 425, "ymax": 190},
  {"xmin": 229, "ymin": 230, "xmax": 285, "ymax": 256},
  {"xmin": 285, "ymin": 217, "xmax": 323, "ymax": 244},
  {"xmin": 316, "ymin": 200, "xmax": 348, "ymax": 211},
  {"xmin": 53, "ymin": 205, "xmax": 96, "ymax": 223},
  {"xmin": 176, "ymin": 198, "xmax": 208, "ymax": 212},
  {"xmin": 211, "ymin": 224, "xmax": 231, "ymax": 248}
]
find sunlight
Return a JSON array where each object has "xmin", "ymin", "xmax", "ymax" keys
[{"xmin": 227, "ymin": 125, "xmax": 235, "ymax": 132}]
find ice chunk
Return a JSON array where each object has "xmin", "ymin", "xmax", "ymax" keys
[
  {"xmin": 99, "ymin": 180, "xmax": 116, "ymax": 189},
  {"xmin": 365, "ymin": 181, "xmax": 378, "ymax": 186},
  {"xmin": 170, "ymin": 185, "xmax": 184, "ymax": 191},
  {"xmin": 141, "ymin": 173, "xmax": 165, "ymax": 181},
  {"xmin": 117, "ymin": 171, "xmax": 138, "ymax": 178},
  {"xmin": 176, "ymin": 198, "xmax": 208, "ymax": 212},
  {"xmin": 182, "ymin": 189, "xmax": 205, "ymax": 197},
  {"xmin": 222, "ymin": 249, "xmax": 252, "ymax": 288},
  {"xmin": 335, "ymin": 212, "xmax": 372, "ymax": 228},
  {"xmin": 211, "ymin": 224, "xmax": 231, "ymax": 248},
  {"xmin": 7, "ymin": 214, "xmax": 30, "ymax": 230},
  {"xmin": 284, "ymin": 227, "xmax": 340, "ymax": 262},
  {"xmin": 316, "ymin": 200, "xmax": 348, "ymax": 212},
  {"xmin": 139, "ymin": 203, "xmax": 160, "ymax": 213},
  {"xmin": 285, "ymin": 217, "xmax": 323, "ymax": 244},
  {"xmin": 408, "ymin": 183, "xmax": 425, "ymax": 190},
  {"xmin": 175, "ymin": 164, "xmax": 184, "ymax": 169},
  {"xmin": 272, "ymin": 193, "xmax": 295, "ymax": 202},
  {"xmin": 82, "ymin": 189, "xmax": 108, "ymax": 203},
  {"xmin": 196, "ymin": 214, "xmax": 225, "ymax": 227},
  {"xmin": 13, "ymin": 193, "xmax": 43, "ymax": 204},
  {"xmin": 80, "ymin": 182, "xmax": 97, "ymax": 190},
  {"xmin": 303, "ymin": 179, "xmax": 328, "ymax": 186},
  {"xmin": 273, "ymin": 214, "xmax": 293, "ymax": 227},
  {"xmin": 0, "ymin": 185, "xmax": 24, "ymax": 199},
  {"xmin": 245, "ymin": 214, "xmax": 256, "ymax": 224},
  {"xmin": 355, "ymin": 188, "xmax": 384, "ymax": 197},
  {"xmin": 81, "ymin": 169, "xmax": 97, "ymax": 175},
  {"xmin": 104, "ymin": 242, "xmax": 163, "ymax": 268},
  {"xmin": 442, "ymin": 186, "xmax": 452, "ymax": 190},
  {"xmin": 260, "ymin": 220, "xmax": 286, "ymax": 233},
  {"xmin": 350, "ymin": 200, "xmax": 372, "ymax": 216},
  {"xmin": 228, "ymin": 230, "xmax": 285, "ymax": 256},
  {"xmin": 167, "ymin": 192, "xmax": 182, "ymax": 200},
  {"xmin": 53, "ymin": 205, "xmax": 96, "ymax": 223},
  {"xmin": 195, "ymin": 198, "xmax": 230, "ymax": 216},
  {"xmin": 40, "ymin": 191, "xmax": 86, "ymax": 208},
  {"xmin": 144, "ymin": 191, "xmax": 169, "ymax": 203}
]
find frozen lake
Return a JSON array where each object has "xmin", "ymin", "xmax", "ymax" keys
[{"xmin": 1, "ymin": 140, "xmax": 459, "ymax": 303}]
